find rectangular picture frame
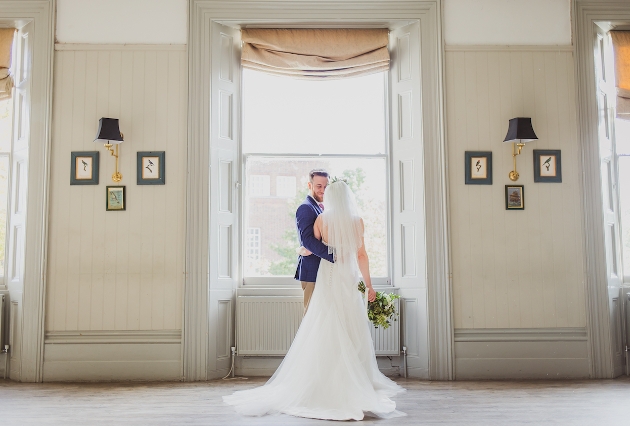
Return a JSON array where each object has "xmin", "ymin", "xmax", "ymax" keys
[
  {"xmin": 533, "ymin": 149, "xmax": 562, "ymax": 183},
  {"xmin": 106, "ymin": 186, "xmax": 126, "ymax": 211},
  {"xmin": 137, "ymin": 151, "xmax": 165, "ymax": 185},
  {"xmin": 505, "ymin": 185, "xmax": 524, "ymax": 210},
  {"xmin": 465, "ymin": 151, "xmax": 492, "ymax": 185},
  {"xmin": 70, "ymin": 151, "xmax": 99, "ymax": 185}
]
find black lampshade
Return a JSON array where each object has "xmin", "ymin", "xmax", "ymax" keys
[
  {"xmin": 503, "ymin": 117, "xmax": 538, "ymax": 143},
  {"xmin": 94, "ymin": 118, "xmax": 124, "ymax": 145}
]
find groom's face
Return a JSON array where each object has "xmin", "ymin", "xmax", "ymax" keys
[{"xmin": 308, "ymin": 176, "xmax": 328, "ymax": 203}]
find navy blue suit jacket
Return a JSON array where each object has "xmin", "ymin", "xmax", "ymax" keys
[{"xmin": 294, "ymin": 196, "xmax": 334, "ymax": 282}]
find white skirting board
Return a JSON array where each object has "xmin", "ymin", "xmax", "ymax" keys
[
  {"xmin": 454, "ymin": 328, "xmax": 590, "ymax": 380},
  {"xmin": 42, "ymin": 330, "xmax": 182, "ymax": 382}
]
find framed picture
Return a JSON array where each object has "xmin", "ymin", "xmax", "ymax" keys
[
  {"xmin": 505, "ymin": 185, "xmax": 524, "ymax": 210},
  {"xmin": 70, "ymin": 151, "xmax": 99, "ymax": 185},
  {"xmin": 533, "ymin": 149, "xmax": 562, "ymax": 183},
  {"xmin": 106, "ymin": 186, "xmax": 126, "ymax": 211},
  {"xmin": 137, "ymin": 151, "xmax": 165, "ymax": 185},
  {"xmin": 465, "ymin": 151, "xmax": 492, "ymax": 185}
]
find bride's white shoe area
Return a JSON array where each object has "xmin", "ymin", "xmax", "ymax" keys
[{"xmin": 223, "ymin": 260, "xmax": 405, "ymax": 421}]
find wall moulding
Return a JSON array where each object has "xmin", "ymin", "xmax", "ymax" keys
[
  {"xmin": 454, "ymin": 328, "xmax": 588, "ymax": 342},
  {"xmin": 444, "ymin": 45, "xmax": 574, "ymax": 52},
  {"xmin": 454, "ymin": 328, "xmax": 590, "ymax": 380},
  {"xmin": 54, "ymin": 43, "xmax": 187, "ymax": 51},
  {"xmin": 45, "ymin": 330, "xmax": 182, "ymax": 345},
  {"xmin": 42, "ymin": 341, "xmax": 182, "ymax": 382}
]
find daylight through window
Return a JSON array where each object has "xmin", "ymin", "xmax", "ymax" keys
[{"xmin": 242, "ymin": 69, "xmax": 389, "ymax": 280}]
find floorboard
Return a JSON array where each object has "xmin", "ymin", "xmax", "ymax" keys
[{"xmin": 1, "ymin": 376, "xmax": 629, "ymax": 425}]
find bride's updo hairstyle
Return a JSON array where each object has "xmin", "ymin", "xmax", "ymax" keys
[{"xmin": 323, "ymin": 180, "xmax": 363, "ymax": 262}]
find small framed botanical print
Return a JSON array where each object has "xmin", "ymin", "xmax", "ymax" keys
[
  {"xmin": 505, "ymin": 185, "xmax": 524, "ymax": 210},
  {"xmin": 465, "ymin": 151, "xmax": 492, "ymax": 185},
  {"xmin": 70, "ymin": 151, "xmax": 99, "ymax": 185},
  {"xmin": 533, "ymin": 149, "xmax": 562, "ymax": 183},
  {"xmin": 106, "ymin": 186, "xmax": 126, "ymax": 211},
  {"xmin": 137, "ymin": 151, "xmax": 165, "ymax": 185}
]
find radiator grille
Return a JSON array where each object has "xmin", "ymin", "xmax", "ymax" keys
[
  {"xmin": 236, "ymin": 296, "xmax": 400, "ymax": 356},
  {"xmin": 236, "ymin": 296, "xmax": 303, "ymax": 356},
  {"xmin": 370, "ymin": 298, "xmax": 400, "ymax": 356}
]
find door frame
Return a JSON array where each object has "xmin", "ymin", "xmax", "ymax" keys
[
  {"xmin": 0, "ymin": 0, "xmax": 55, "ymax": 382},
  {"xmin": 186, "ymin": 0, "xmax": 452, "ymax": 381},
  {"xmin": 573, "ymin": 0, "xmax": 630, "ymax": 378}
]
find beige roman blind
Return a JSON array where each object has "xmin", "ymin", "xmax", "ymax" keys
[
  {"xmin": 241, "ymin": 28, "xmax": 390, "ymax": 79},
  {"xmin": 0, "ymin": 28, "xmax": 16, "ymax": 101},
  {"xmin": 611, "ymin": 31, "xmax": 630, "ymax": 120}
]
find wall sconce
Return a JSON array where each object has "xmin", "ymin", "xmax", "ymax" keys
[
  {"xmin": 503, "ymin": 117, "xmax": 538, "ymax": 181},
  {"xmin": 94, "ymin": 117, "xmax": 124, "ymax": 182}
]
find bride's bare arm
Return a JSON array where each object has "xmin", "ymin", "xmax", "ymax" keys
[
  {"xmin": 357, "ymin": 219, "xmax": 376, "ymax": 302},
  {"xmin": 314, "ymin": 216, "xmax": 322, "ymax": 241}
]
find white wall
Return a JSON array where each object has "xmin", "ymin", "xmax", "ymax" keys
[
  {"xmin": 442, "ymin": 0, "xmax": 586, "ymax": 379},
  {"xmin": 47, "ymin": 46, "xmax": 187, "ymax": 333},
  {"xmin": 446, "ymin": 47, "xmax": 584, "ymax": 330},
  {"xmin": 43, "ymin": 45, "xmax": 187, "ymax": 381},
  {"xmin": 443, "ymin": 0, "xmax": 572, "ymax": 45},
  {"xmin": 445, "ymin": 45, "xmax": 588, "ymax": 378},
  {"xmin": 56, "ymin": 0, "xmax": 187, "ymax": 44}
]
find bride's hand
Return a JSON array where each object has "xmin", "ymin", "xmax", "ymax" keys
[
  {"xmin": 296, "ymin": 246, "xmax": 312, "ymax": 256},
  {"xmin": 367, "ymin": 287, "xmax": 376, "ymax": 302}
]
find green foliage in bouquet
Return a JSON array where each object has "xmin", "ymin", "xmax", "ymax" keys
[{"xmin": 358, "ymin": 281, "xmax": 401, "ymax": 329}]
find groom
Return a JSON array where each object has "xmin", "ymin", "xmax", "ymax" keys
[{"xmin": 295, "ymin": 169, "xmax": 335, "ymax": 314}]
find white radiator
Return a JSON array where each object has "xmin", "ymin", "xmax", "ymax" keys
[{"xmin": 236, "ymin": 295, "xmax": 400, "ymax": 356}]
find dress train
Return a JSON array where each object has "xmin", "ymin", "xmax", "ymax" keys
[{"xmin": 223, "ymin": 258, "xmax": 405, "ymax": 421}]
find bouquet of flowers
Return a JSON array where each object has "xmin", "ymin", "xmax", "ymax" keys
[{"xmin": 358, "ymin": 281, "xmax": 401, "ymax": 329}]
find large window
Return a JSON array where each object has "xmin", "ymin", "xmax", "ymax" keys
[
  {"xmin": 616, "ymin": 119, "xmax": 630, "ymax": 282},
  {"xmin": 0, "ymin": 95, "xmax": 11, "ymax": 285},
  {"xmin": 242, "ymin": 69, "xmax": 389, "ymax": 282}
]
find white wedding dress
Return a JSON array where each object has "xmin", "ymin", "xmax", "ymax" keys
[{"xmin": 223, "ymin": 197, "xmax": 406, "ymax": 421}]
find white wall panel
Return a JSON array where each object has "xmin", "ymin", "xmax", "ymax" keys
[
  {"xmin": 443, "ymin": 0, "xmax": 571, "ymax": 45},
  {"xmin": 454, "ymin": 328, "xmax": 589, "ymax": 379},
  {"xmin": 46, "ymin": 46, "xmax": 187, "ymax": 332},
  {"xmin": 446, "ymin": 47, "xmax": 586, "ymax": 330},
  {"xmin": 56, "ymin": 0, "xmax": 187, "ymax": 44},
  {"xmin": 399, "ymin": 160, "xmax": 414, "ymax": 212},
  {"xmin": 43, "ymin": 331, "xmax": 182, "ymax": 381}
]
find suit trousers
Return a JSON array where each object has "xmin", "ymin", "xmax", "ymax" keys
[{"xmin": 301, "ymin": 281, "xmax": 315, "ymax": 316}]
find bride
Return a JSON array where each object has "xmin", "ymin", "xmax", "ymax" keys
[{"xmin": 223, "ymin": 179, "xmax": 405, "ymax": 421}]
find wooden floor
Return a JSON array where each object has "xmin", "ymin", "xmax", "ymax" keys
[{"xmin": 1, "ymin": 376, "xmax": 629, "ymax": 425}]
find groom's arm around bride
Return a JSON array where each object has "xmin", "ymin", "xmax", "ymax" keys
[{"xmin": 294, "ymin": 170, "xmax": 334, "ymax": 314}]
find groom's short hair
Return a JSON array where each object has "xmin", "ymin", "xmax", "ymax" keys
[{"xmin": 309, "ymin": 169, "xmax": 329, "ymax": 183}]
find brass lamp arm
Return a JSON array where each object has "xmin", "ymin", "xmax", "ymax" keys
[
  {"xmin": 509, "ymin": 142, "xmax": 526, "ymax": 181},
  {"xmin": 104, "ymin": 143, "xmax": 122, "ymax": 182}
]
